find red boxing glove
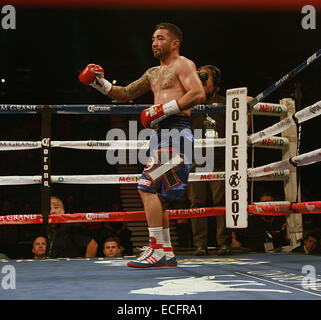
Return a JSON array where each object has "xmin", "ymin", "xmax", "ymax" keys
[
  {"xmin": 79, "ymin": 64, "xmax": 104, "ymax": 84},
  {"xmin": 141, "ymin": 100, "xmax": 180, "ymax": 128},
  {"xmin": 79, "ymin": 63, "xmax": 112, "ymax": 95}
]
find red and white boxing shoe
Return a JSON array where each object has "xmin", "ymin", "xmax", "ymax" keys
[
  {"xmin": 127, "ymin": 237, "xmax": 167, "ymax": 268},
  {"xmin": 163, "ymin": 246, "xmax": 177, "ymax": 267}
]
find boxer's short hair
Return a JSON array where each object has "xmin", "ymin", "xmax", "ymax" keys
[{"xmin": 155, "ymin": 22, "xmax": 183, "ymax": 44}]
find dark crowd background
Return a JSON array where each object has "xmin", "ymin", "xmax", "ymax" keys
[{"xmin": 0, "ymin": 6, "xmax": 320, "ymax": 257}]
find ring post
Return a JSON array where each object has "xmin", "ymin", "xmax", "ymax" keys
[
  {"xmin": 41, "ymin": 105, "xmax": 52, "ymax": 227},
  {"xmin": 280, "ymin": 98, "xmax": 303, "ymax": 249},
  {"xmin": 225, "ymin": 88, "xmax": 248, "ymax": 228}
]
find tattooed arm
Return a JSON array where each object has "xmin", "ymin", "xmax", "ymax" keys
[
  {"xmin": 108, "ymin": 71, "xmax": 151, "ymax": 102},
  {"xmin": 79, "ymin": 64, "xmax": 151, "ymax": 101}
]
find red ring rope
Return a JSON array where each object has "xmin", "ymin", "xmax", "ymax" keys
[{"xmin": 0, "ymin": 201, "xmax": 320, "ymax": 225}]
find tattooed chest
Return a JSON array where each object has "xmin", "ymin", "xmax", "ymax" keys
[{"xmin": 149, "ymin": 68, "xmax": 177, "ymax": 90}]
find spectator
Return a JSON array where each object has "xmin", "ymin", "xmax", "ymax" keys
[
  {"xmin": 291, "ymin": 232, "xmax": 320, "ymax": 255},
  {"xmin": 231, "ymin": 192, "xmax": 288, "ymax": 252},
  {"xmin": 102, "ymin": 237, "xmax": 122, "ymax": 258},
  {"xmin": 32, "ymin": 236, "xmax": 47, "ymax": 260},
  {"xmin": 98, "ymin": 202, "xmax": 133, "ymax": 256},
  {"xmin": 47, "ymin": 196, "xmax": 98, "ymax": 258}
]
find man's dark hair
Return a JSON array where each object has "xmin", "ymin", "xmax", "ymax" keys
[
  {"xmin": 198, "ymin": 65, "xmax": 222, "ymax": 92},
  {"xmin": 155, "ymin": 22, "xmax": 183, "ymax": 44},
  {"xmin": 104, "ymin": 237, "xmax": 120, "ymax": 247},
  {"xmin": 305, "ymin": 232, "xmax": 320, "ymax": 242},
  {"xmin": 33, "ymin": 235, "xmax": 48, "ymax": 245},
  {"xmin": 203, "ymin": 65, "xmax": 222, "ymax": 88}
]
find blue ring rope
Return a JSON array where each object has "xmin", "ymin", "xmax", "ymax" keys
[
  {"xmin": 1, "ymin": 48, "xmax": 320, "ymax": 115},
  {"xmin": 0, "ymin": 104, "xmax": 226, "ymax": 115},
  {"xmin": 247, "ymin": 48, "xmax": 321, "ymax": 109}
]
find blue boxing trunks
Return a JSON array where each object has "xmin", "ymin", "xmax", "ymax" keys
[{"xmin": 137, "ymin": 115, "xmax": 193, "ymax": 201}]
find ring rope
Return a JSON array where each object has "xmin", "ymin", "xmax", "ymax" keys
[
  {"xmin": 1, "ymin": 51, "xmax": 320, "ymax": 235},
  {"xmin": 1, "ymin": 48, "xmax": 320, "ymax": 115},
  {"xmin": 247, "ymin": 48, "xmax": 321, "ymax": 110},
  {"xmin": 248, "ymin": 147, "xmax": 321, "ymax": 178},
  {"xmin": 0, "ymin": 169, "xmax": 290, "ymax": 186},
  {"xmin": 0, "ymin": 104, "xmax": 225, "ymax": 115},
  {"xmin": 0, "ymin": 201, "xmax": 320, "ymax": 226},
  {"xmin": 0, "ymin": 136, "xmax": 289, "ymax": 151},
  {"xmin": 249, "ymin": 100, "xmax": 321, "ymax": 144}
]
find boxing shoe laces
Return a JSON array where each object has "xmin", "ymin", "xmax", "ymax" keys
[{"xmin": 127, "ymin": 237, "xmax": 166, "ymax": 268}]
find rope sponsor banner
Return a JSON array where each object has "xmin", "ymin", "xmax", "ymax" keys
[
  {"xmin": 248, "ymin": 148, "xmax": 321, "ymax": 178},
  {"xmin": 225, "ymin": 88, "xmax": 248, "ymax": 228},
  {"xmin": 0, "ymin": 169, "xmax": 289, "ymax": 186},
  {"xmin": 0, "ymin": 175, "xmax": 42, "ymax": 185},
  {"xmin": 0, "ymin": 104, "xmax": 226, "ymax": 115},
  {"xmin": 249, "ymin": 100, "xmax": 321, "ymax": 144},
  {"xmin": 0, "ymin": 105, "xmax": 39, "ymax": 114},
  {"xmin": 248, "ymin": 201, "xmax": 321, "ymax": 215},
  {"xmin": 1, "ymin": 137, "xmax": 289, "ymax": 151},
  {"xmin": 250, "ymin": 169, "xmax": 289, "ymax": 181},
  {"xmin": 0, "ymin": 214, "xmax": 43, "ymax": 225},
  {"xmin": 253, "ymin": 136, "xmax": 289, "ymax": 150},
  {"xmin": 49, "ymin": 207, "xmax": 226, "ymax": 224},
  {"xmin": 55, "ymin": 104, "xmax": 226, "ymax": 115},
  {"xmin": 51, "ymin": 174, "xmax": 141, "ymax": 184},
  {"xmin": 51, "ymin": 138, "xmax": 227, "ymax": 150},
  {"xmin": 0, "ymin": 201, "xmax": 320, "ymax": 225},
  {"xmin": 0, "ymin": 141, "xmax": 41, "ymax": 150},
  {"xmin": 293, "ymin": 201, "xmax": 321, "ymax": 214},
  {"xmin": 252, "ymin": 103, "xmax": 287, "ymax": 116}
]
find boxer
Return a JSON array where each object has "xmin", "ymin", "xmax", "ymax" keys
[{"xmin": 80, "ymin": 22, "xmax": 205, "ymax": 268}]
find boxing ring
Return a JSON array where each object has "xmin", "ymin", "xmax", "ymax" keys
[
  {"xmin": 0, "ymin": 50, "xmax": 321, "ymax": 302},
  {"xmin": 1, "ymin": 253, "xmax": 321, "ymax": 300}
]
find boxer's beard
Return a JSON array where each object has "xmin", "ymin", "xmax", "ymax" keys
[{"xmin": 153, "ymin": 45, "xmax": 171, "ymax": 60}]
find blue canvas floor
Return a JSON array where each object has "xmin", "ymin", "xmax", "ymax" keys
[{"xmin": 0, "ymin": 252, "xmax": 320, "ymax": 300}]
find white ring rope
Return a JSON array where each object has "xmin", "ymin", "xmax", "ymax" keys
[
  {"xmin": 0, "ymin": 141, "xmax": 42, "ymax": 150},
  {"xmin": 0, "ymin": 169, "xmax": 290, "ymax": 186},
  {"xmin": 0, "ymin": 136, "xmax": 289, "ymax": 151},
  {"xmin": 51, "ymin": 138, "xmax": 227, "ymax": 150},
  {"xmin": 248, "ymin": 147, "xmax": 321, "ymax": 178},
  {"xmin": 1, "ymin": 100, "xmax": 320, "ymax": 186},
  {"xmin": 249, "ymin": 100, "xmax": 321, "ymax": 144}
]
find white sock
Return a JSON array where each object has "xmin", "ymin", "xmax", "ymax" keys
[
  {"xmin": 162, "ymin": 228, "xmax": 172, "ymax": 248},
  {"xmin": 148, "ymin": 227, "xmax": 163, "ymax": 244}
]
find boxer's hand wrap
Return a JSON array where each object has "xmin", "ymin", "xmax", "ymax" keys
[
  {"xmin": 140, "ymin": 100, "xmax": 180, "ymax": 129},
  {"xmin": 89, "ymin": 77, "xmax": 112, "ymax": 96},
  {"xmin": 79, "ymin": 64, "xmax": 112, "ymax": 96}
]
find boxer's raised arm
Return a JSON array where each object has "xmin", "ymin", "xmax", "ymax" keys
[
  {"xmin": 176, "ymin": 58, "xmax": 206, "ymax": 109},
  {"xmin": 109, "ymin": 73, "xmax": 151, "ymax": 101},
  {"xmin": 79, "ymin": 63, "xmax": 150, "ymax": 101}
]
